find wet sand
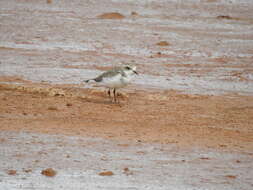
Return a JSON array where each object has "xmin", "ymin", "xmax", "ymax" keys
[
  {"xmin": 0, "ymin": 79, "xmax": 253, "ymax": 189},
  {"xmin": 0, "ymin": 79, "xmax": 253, "ymax": 151}
]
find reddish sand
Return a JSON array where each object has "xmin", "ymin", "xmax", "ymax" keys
[
  {"xmin": 0, "ymin": 77, "xmax": 252, "ymax": 152},
  {"xmin": 97, "ymin": 12, "xmax": 125, "ymax": 19},
  {"xmin": 41, "ymin": 168, "xmax": 57, "ymax": 177}
]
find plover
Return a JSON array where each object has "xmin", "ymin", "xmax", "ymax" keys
[{"xmin": 84, "ymin": 65, "xmax": 138, "ymax": 102}]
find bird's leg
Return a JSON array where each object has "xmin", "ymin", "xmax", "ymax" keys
[
  {"xmin": 107, "ymin": 89, "xmax": 111, "ymax": 97},
  {"xmin": 113, "ymin": 89, "xmax": 121, "ymax": 104},
  {"xmin": 107, "ymin": 89, "xmax": 112, "ymax": 102},
  {"xmin": 113, "ymin": 88, "xmax": 117, "ymax": 103}
]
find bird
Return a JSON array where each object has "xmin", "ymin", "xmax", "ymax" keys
[{"xmin": 84, "ymin": 65, "xmax": 138, "ymax": 103}]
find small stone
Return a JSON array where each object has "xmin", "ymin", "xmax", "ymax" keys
[
  {"xmin": 66, "ymin": 103, "xmax": 72, "ymax": 107},
  {"xmin": 98, "ymin": 12, "xmax": 125, "ymax": 19},
  {"xmin": 98, "ymin": 171, "xmax": 114, "ymax": 176},
  {"xmin": 156, "ymin": 41, "xmax": 170, "ymax": 46},
  {"xmin": 200, "ymin": 157, "xmax": 210, "ymax": 160},
  {"xmin": 217, "ymin": 15, "xmax": 232, "ymax": 19},
  {"xmin": 131, "ymin": 11, "xmax": 138, "ymax": 16},
  {"xmin": 23, "ymin": 169, "xmax": 32, "ymax": 173},
  {"xmin": 7, "ymin": 170, "xmax": 17, "ymax": 175},
  {"xmin": 123, "ymin": 167, "xmax": 133, "ymax": 175},
  {"xmin": 48, "ymin": 106, "xmax": 58, "ymax": 111},
  {"xmin": 225, "ymin": 175, "xmax": 237, "ymax": 179},
  {"xmin": 41, "ymin": 168, "xmax": 57, "ymax": 177}
]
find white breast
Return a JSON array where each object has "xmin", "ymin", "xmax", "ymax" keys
[
  {"xmin": 101, "ymin": 74, "xmax": 126, "ymax": 88},
  {"xmin": 121, "ymin": 73, "xmax": 134, "ymax": 85}
]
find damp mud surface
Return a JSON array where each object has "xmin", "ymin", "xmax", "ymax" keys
[
  {"xmin": 0, "ymin": 79, "xmax": 252, "ymax": 190},
  {"xmin": 0, "ymin": 0, "xmax": 253, "ymax": 189}
]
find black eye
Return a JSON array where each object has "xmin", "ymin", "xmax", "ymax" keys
[{"xmin": 125, "ymin": 66, "xmax": 131, "ymax": 70}]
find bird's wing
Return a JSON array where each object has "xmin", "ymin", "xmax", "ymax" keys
[{"xmin": 94, "ymin": 69, "xmax": 122, "ymax": 82}]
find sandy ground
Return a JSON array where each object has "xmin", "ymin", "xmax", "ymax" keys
[
  {"xmin": 0, "ymin": 79, "xmax": 253, "ymax": 151},
  {"xmin": 0, "ymin": 0, "xmax": 253, "ymax": 189},
  {"xmin": 1, "ymin": 131, "xmax": 252, "ymax": 190},
  {"xmin": 0, "ymin": 79, "xmax": 253, "ymax": 189}
]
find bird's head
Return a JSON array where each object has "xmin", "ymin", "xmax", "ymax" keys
[{"xmin": 123, "ymin": 65, "xmax": 138, "ymax": 75}]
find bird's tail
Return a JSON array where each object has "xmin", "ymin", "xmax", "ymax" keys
[{"xmin": 84, "ymin": 79, "xmax": 96, "ymax": 83}]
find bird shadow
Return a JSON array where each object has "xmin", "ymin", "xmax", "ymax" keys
[{"xmin": 81, "ymin": 97, "xmax": 124, "ymax": 107}]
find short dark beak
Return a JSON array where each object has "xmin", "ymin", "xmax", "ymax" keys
[{"xmin": 133, "ymin": 70, "xmax": 138, "ymax": 75}]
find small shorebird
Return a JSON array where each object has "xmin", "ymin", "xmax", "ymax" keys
[{"xmin": 84, "ymin": 65, "xmax": 138, "ymax": 103}]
